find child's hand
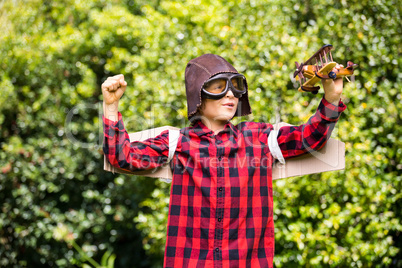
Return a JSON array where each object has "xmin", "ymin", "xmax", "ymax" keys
[
  {"xmin": 322, "ymin": 64, "xmax": 344, "ymax": 105},
  {"xmin": 102, "ymin": 74, "xmax": 127, "ymax": 105}
]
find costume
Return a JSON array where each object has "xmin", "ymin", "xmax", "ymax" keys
[{"xmin": 103, "ymin": 54, "xmax": 346, "ymax": 267}]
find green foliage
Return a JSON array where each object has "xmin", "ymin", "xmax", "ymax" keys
[
  {"xmin": 0, "ymin": 0, "xmax": 400, "ymax": 267},
  {"xmin": 53, "ymin": 223, "xmax": 116, "ymax": 268}
]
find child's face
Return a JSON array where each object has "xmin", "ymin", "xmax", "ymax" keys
[{"xmin": 199, "ymin": 81, "xmax": 239, "ymax": 123}]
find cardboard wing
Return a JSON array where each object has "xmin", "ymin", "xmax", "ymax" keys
[
  {"xmin": 104, "ymin": 123, "xmax": 345, "ymax": 180},
  {"xmin": 271, "ymin": 122, "xmax": 345, "ymax": 179}
]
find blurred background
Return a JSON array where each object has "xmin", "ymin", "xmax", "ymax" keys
[{"xmin": 0, "ymin": 0, "xmax": 400, "ymax": 267}]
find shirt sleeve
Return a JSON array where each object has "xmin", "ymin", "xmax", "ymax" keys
[
  {"xmin": 278, "ymin": 98, "xmax": 347, "ymax": 159},
  {"xmin": 103, "ymin": 112, "xmax": 170, "ymax": 171}
]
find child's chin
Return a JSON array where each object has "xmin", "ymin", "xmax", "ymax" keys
[{"xmin": 216, "ymin": 113, "xmax": 235, "ymax": 122}]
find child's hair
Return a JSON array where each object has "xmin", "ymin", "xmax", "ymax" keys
[{"xmin": 189, "ymin": 101, "xmax": 206, "ymax": 126}]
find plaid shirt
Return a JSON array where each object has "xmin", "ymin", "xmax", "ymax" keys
[{"xmin": 103, "ymin": 98, "xmax": 346, "ymax": 268}]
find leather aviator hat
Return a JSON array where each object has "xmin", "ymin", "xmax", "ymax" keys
[{"xmin": 185, "ymin": 54, "xmax": 252, "ymax": 119}]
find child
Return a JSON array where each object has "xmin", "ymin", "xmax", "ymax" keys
[{"xmin": 102, "ymin": 54, "xmax": 346, "ymax": 267}]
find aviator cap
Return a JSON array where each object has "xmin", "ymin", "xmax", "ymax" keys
[{"xmin": 184, "ymin": 54, "xmax": 252, "ymax": 119}]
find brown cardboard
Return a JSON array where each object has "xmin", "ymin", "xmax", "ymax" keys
[
  {"xmin": 104, "ymin": 124, "xmax": 345, "ymax": 180},
  {"xmin": 271, "ymin": 137, "xmax": 345, "ymax": 179}
]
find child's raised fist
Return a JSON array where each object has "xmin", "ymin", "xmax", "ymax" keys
[
  {"xmin": 102, "ymin": 74, "xmax": 127, "ymax": 105},
  {"xmin": 322, "ymin": 64, "xmax": 344, "ymax": 105}
]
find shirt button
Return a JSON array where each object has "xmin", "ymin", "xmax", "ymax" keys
[
  {"xmin": 218, "ymin": 156, "xmax": 222, "ymax": 161},
  {"xmin": 218, "ymin": 217, "xmax": 222, "ymax": 222},
  {"xmin": 215, "ymin": 247, "xmax": 219, "ymax": 252},
  {"xmin": 219, "ymin": 187, "xmax": 223, "ymax": 191}
]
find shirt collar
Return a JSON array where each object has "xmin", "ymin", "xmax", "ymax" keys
[{"xmin": 192, "ymin": 120, "xmax": 238, "ymax": 138}]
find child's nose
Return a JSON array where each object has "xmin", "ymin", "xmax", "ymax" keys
[{"xmin": 226, "ymin": 88, "xmax": 235, "ymax": 97}]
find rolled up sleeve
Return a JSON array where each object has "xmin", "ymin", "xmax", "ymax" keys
[
  {"xmin": 277, "ymin": 98, "xmax": 346, "ymax": 159},
  {"xmin": 103, "ymin": 112, "xmax": 169, "ymax": 171}
]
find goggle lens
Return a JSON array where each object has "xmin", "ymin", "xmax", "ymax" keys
[
  {"xmin": 231, "ymin": 77, "xmax": 245, "ymax": 92},
  {"xmin": 204, "ymin": 78, "xmax": 227, "ymax": 94}
]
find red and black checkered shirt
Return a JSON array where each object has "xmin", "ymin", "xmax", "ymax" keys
[{"xmin": 103, "ymin": 98, "xmax": 346, "ymax": 268}]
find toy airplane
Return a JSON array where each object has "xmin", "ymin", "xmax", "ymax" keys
[{"xmin": 293, "ymin": 44, "xmax": 358, "ymax": 94}]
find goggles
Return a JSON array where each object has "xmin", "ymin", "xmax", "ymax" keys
[{"xmin": 201, "ymin": 73, "xmax": 247, "ymax": 100}]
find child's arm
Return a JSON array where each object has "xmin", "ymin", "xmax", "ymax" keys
[
  {"xmin": 277, "ymin": 66, "xmax": 346, "ymax": 158},
  {"xmin": 102, "ymin": 75, "xmax": 170, "ymax": 171}
]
